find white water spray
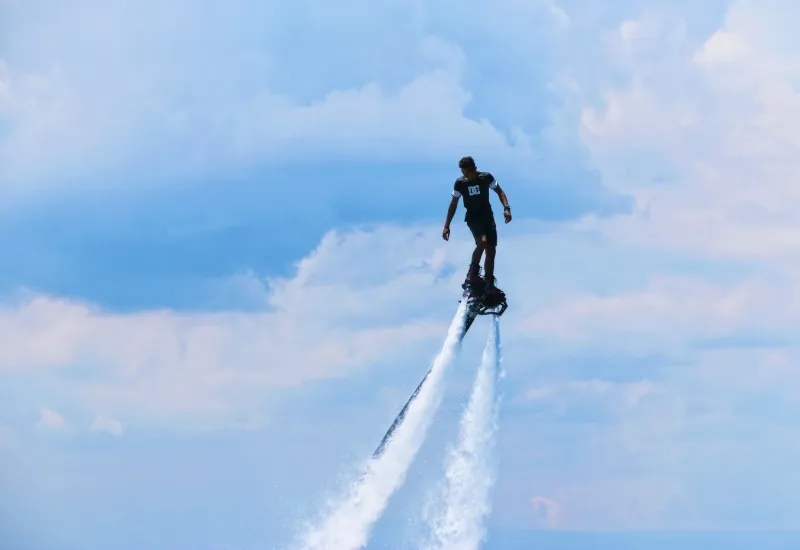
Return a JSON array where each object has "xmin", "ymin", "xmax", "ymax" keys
[
  {"xmin": 296, "ymin": 302, "xmax": 468, "ymax": 550},
  {"xmin": 423, "ymin": 316, "xmax": 503, "ymax": 550}
]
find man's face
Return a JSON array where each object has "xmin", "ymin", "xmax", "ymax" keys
[{"xmin": 460, "ymin": 166, "xmax": 476, "ymax": 178}]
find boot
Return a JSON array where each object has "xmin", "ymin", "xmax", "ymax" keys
[
  {"xmin": 485, "ymin": 275, "xmax": 502, "ymax": 295},
  {"xmin": 463, "ymin": 263, "xmax": 483, "ymax": 289}
]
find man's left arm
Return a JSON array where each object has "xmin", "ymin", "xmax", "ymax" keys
[{"xmin": 489, "ymin": 177, "xmax": 512, "ymax": 223}]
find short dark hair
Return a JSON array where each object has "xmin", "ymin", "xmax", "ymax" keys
[{"xmin": 458, "ymin": 156, "xmax": 476, "ymax": 169}]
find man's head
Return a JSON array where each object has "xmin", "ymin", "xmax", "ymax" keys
[{"xmin": 459, "ymin": 156, "xmax": 477, "ymax": 178}]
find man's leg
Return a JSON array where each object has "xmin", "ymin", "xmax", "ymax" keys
[
  {"xmin": 484, "ymin": 243, "xmax": 496, "ymax": 285},
  {"xmin": 467, "ymin": 220, "xmax": 486, "ymax": 282},
  {"xmin": 470, "ymin": 239, "xmax": 485, "ymax": 268},
  {"xmin": 468, "ymin": 240, "xmax": 485, "ymax": 283},
  {"xmin": 482, "ymin": 220, "xmax": 499, "ymax": 288}
]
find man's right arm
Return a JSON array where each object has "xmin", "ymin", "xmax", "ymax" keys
[
  {"xmin": 445, "ymin": 195, "xmax": 458, "ymax": 227},
  {"xmin": 443, "ymin": 192, "xmax": 459, "ymax": 240}
]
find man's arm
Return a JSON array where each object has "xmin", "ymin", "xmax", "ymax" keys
[
  {"xmin": 493, "ymin": 184, "xmax": 509, "ymax": 209},
  {"xmin": 493, "ymin": 183, "xmax": 512, "ymax": 222},
  {"xmin": 442, "ymin": 196, "xmax": 459, "ymax": 240},
  {"xmin": 445, "ymin": 196, "xmax": 458, "ymax": 227}
]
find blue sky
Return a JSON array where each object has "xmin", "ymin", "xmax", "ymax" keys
[{"xmin": 4, "ymin": 0, "xmax": 800, "ymax": 549}]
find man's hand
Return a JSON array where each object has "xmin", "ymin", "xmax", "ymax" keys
[
  {"xmin": 442, "ymin": 225, "xmax": 451, "ymax": 241},
  {"xmin": 503, "ymin": 209, "xmax": 512, "ymax": 223}
]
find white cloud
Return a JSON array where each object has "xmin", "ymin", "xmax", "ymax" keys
[
  {"xmin": 90, "ymin": 415, "xmax": 123, "ymax": 436},
  {"xmin": 0, "ymin": 63, "xmax": 535, "ymax": 187},
  {"xmin": 0, "ymin": 0, "xmax": 570, "ymax": 189},
  {"xmin": 575, "ymin": 0, "xmax": 800, "ymax": 262},
  {"xmin": 36, "ymin": 406, "xmax": 65, "ymax": 430},
  {"xmin": 515, "ymin": 0, "xmax": 800, "ymax": 375},
  {"xmin": 8, "ymin": 219, "xmax": 784, "ymax": 433},
  {"xmin": 520, "ymin": 275, "xmax": 800, "ymax": 343},
  {"xmin": 0, "ymin": 217, "xmax": 646, "ymax": 431},
  {"xmin": 229, "ymin": 69, "xmax": 534, "ymax": 166},
  {"xmin": 693, "ymin": 28, "xmax": 749, "ymax": 65},
  {"xmin": 0, "ymin": 221, "xmax": 618, "ymax": 430},
  {"xmin": 0, "ymin": 225, "xmax": 488, "ymax": 427}
]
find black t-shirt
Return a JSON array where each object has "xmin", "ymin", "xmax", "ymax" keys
[{"xmin": 452, "ymin": 171, "xmax": 498, "ymax": 221}]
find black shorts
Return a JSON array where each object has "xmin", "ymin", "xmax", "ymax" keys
[{"xmin": 467, "ymin": 215, "xmax": 497, "ymax": 247}]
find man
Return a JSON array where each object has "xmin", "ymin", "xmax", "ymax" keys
[{"xmin": 442, "ymin": 156, "xmax": 512, "ymax": 293}]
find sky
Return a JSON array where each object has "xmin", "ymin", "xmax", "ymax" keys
[{"xmin": 3, "ymin": 0, "xmax": 800, "ymax": 548}]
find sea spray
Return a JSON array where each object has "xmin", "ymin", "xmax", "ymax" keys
[
  {"xmin": 296, "ymin": 302, "xmax": 468, "ymax": 550},
  {"xmin": 423, "ymin": 316, "xmax": 502, "ymax": 550}
]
